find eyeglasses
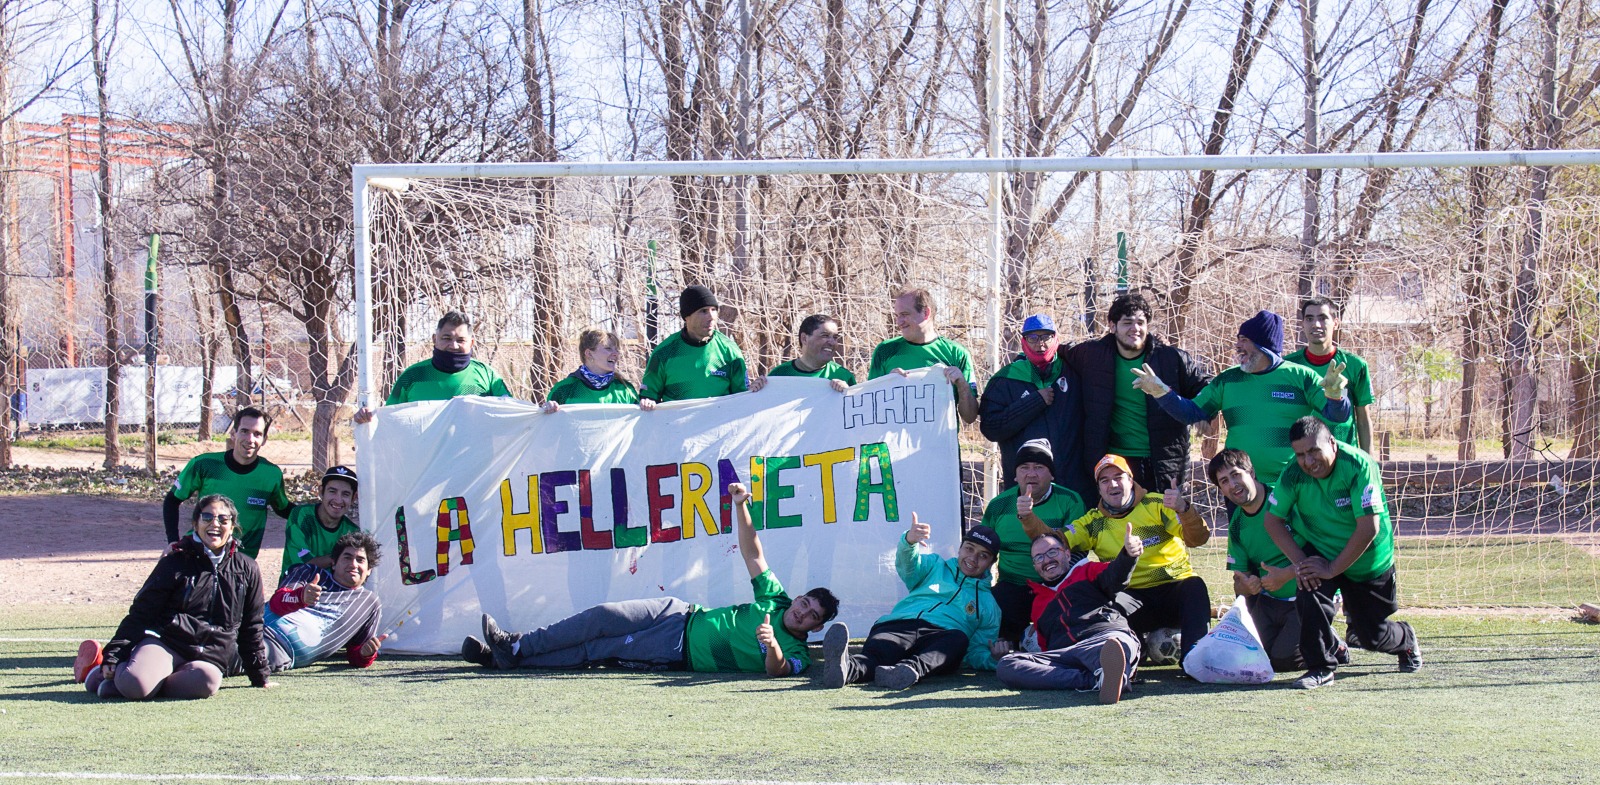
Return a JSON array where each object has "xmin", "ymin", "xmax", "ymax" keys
[
  {"xmin": 1031, "ymin": 547, "xmax": 1064, "ymax": 564},
  {"xmin": 1021, "ymin": 333, "xmax": 1054, "ymax": 345},
  {"xmin": 198, "ymin": 513, "xmax": 235, "ymax": 525}
]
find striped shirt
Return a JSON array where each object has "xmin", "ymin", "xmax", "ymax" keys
[{"xmin": 264, "ymin": 564, "xmax": 382, "ymax": 671}]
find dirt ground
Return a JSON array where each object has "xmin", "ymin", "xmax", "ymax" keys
[
  {"xmin": 0, "ymin": 495, "xmax": 285, "ymax": 608},
  {"xmin": 6, "ymin": 436, "xmax": 336, "ymax": 474}
]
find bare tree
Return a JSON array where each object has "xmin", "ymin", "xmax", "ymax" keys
[
  {"xmin": 1456, "ymin": 0, "xmax": 1507, "ymax": 461},
  {"xmin": 1168, "ymin": 0, "xmax": 1285, "ymax": 337},
  {"xmin": 165, "ymin": 0, "xmax": 293, "ymax": 412},
  {"xmin": 1505, "ymin": 0, "xmax": 1600, "ymax": 458},
  {"xmin": 92, "ymin": 0, "xmax": 123, "ymax": 468}
]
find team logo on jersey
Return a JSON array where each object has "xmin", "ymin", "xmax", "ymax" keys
[
  {"xmin": 710, "ymin": 368, "xmax": 728, "ymax": 378},
  {"xmin": 966, "ymin": 601, "xmax": 976, "ymax": 615},
  {"xmin": 1335, "ymin": 496, "xmax": 1351, "ymax": 508},
  {"xmin": 1267, "ymin": 491, "xmax": 1278, "ymax": 506},
  {"xmin": 248, "ymin": 495, "xmax": 267, "ymax": 507},
  {"xmin": 1361, "ymin": 485, "xmax": 1376, "ymax": 508},
  {"xmin": 1271, "ymin": 391, "xmax": 1296, "ymax": 400}
]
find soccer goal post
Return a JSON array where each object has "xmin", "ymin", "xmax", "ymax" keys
[{"xmin": 353, "ymin": 149, "xmax": 1600, "ymax": 610}]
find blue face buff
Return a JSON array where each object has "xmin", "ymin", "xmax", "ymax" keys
[
  {"xmin": 431, "ymin": 348, "xmax": 472, "ymax": 373},
  {"xmin": 576, "ymin": 364, "xmax": 615, "ymax": 390}
]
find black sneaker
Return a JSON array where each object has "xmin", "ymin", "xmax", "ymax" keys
[
  {"xmin": 821, "ymin": 623, "xmax": 851, "ymax": 688},
  {"xmin": 1335, "ymin": 642, "xmax": 1350, "ymax": 665},
  {"xmin": 481, "ymin": 613, "xmax": 517, "ymax": 670},
  {"xmin": 1398, "ymin": 624, "xmax": 1422, "ymax": 673},
  {"xmin": 1292, "ymin": 668, "xmax": 1335, "ymax": 690},
  {"xmin": 460, "ymin": 636, "xmax": 495, "ymax": 668}
]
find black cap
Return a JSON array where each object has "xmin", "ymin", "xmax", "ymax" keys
[
  {"xmin": 679, "ymin": 285, "xmax": 719, "ymax": 319},
  {"xmin": 963, "ymin": 524, "xmax": 1001, "ymax": 556},
  {"xmin": 322, "ymin": 465, "xmax": 358, "ymax": 489}
]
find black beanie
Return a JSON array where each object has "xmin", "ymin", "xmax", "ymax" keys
[{"xmin": 680, "ymin": 285, "xmax": 719, "ymax": 319}]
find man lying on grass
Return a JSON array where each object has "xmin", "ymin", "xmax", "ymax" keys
[
  {"xmin": 251, "ymin": 532, "xmax": 387, "ymax": 673},
  {"xmin": 996, "ymin": 526, "xmax": 1142, "ymax": 704},
  {"xmin": 463, "ymin": 482, "xmax": 837, "ymax": 675}
]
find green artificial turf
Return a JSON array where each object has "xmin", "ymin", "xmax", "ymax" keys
[{"xmin": 2, "ymin": 605, "xmax": 1597, "ymax": 785}]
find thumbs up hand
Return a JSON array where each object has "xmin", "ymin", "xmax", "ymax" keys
[
  {"xmin": 756, "ymin": 613, "xmax": 779, "ymax": 652},
  {"xmin": 1124, "ymin": 524, "xmax": 1145, "ymax": 559},
  {"xmin": 1162, "ymin": 475, "xmax": 1190, "ymax": 513},
  {"xmin": 300, "ymin": 572, "xmax": 324, "ymax": 607},
  {"xmin": 1130, "ymin": 363, "xmax": 1171, "ymax": 398},
  {"xmin": 905, "ymin": 512, "xmax": 931, "ymax": 546},
  {"xmin": 359, "ymin": 633, "xmax": 389, "ymax": 660},
  {"xmin": 1016, "ymin": 482, "xmax": 1036, "ymax": 519},
  {"xmin": 1321, "ymin": 359, "xmax": 1348, "ymax": 400}
]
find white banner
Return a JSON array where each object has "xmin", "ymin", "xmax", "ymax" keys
[{"xmin": 356, "ymin": 369, "xmax": 962, "ymax": 654}]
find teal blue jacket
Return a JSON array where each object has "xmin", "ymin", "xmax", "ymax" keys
[{"xmin": 877, "ymin": 536, "xmax": 1002, "ymax": 670}]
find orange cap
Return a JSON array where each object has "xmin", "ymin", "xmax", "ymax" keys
[{"xmin": 1094, "ymin": 454, "xmax": 1133, "ymax": 480}]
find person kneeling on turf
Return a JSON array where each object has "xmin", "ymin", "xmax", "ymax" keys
[
  {"xmin": 79, "ymin": 495, "xmax": 272, "ymax": 699},
  {"xmin": 821, "ymin": 516, "xmax": 1005, "ymax": 690},
  {"xmin": 463, "ymin": 483, "xmax": 837, "ymax": 675},
  {"xmin": 257, "ymin": 532, "xmax": 386, "ymax": 672},
  {"xmin": 997, "ymin": 525, "xmax": 1144, "ymax": 703}
]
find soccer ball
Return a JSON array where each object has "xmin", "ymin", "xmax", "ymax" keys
[{"xmin": 1142, "ymin": 627, "xmax": 1182, "ymax": 666}]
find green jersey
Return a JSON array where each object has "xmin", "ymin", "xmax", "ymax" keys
[
  {"xmin": 1285, "ymin": 347, "xmax": 1374, "ymax": 449},
  {"xmin": 684, "ymin": 570, "xmax": 810, "ymax": 674},
  {"xmin": 640, "ymin": 330, "xmax": 749, "ymax": 402},
  {"xmin": 1267, "ymin": 441, "xmax": 1394, "ymax": 582},
  {"xmin": 980, "ymin": 483, "xmax": 1086, "ymax": 585},
  {"xmin": 867, "ymin": 336, "xmax": 977, "ymax": 398},
  {"xmin": 546, "ymin": 373, "xmax": 641, "ymax": 405},
  {"xmin": 1191, "ymin": 362, "xmax": 1337, "ymax": 482},
  {"xmin": 1226, "ymin": 486, "xmax": 1298, "ymax": 600},
  {"xmin": 768, "ymin": 359, "xmax": 857, "ymax": 385},
  {"xmin": 386, "ymin": 358, "xmax": 511, "ymax": 405},
  {"xmin": 280, "ymin": 503, "xmax": 358, "ymax": 582},
  {"xmin": 171, "ymin": 452, "xmax": 290, "ymax": 559},
  {"xmin": 1109, "ymin": 353, "xmax": 1152, "ymax": 457}
]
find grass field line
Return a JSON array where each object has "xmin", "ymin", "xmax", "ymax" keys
[{"xmin": 0, "ymin": 774, "xmax": 1269, "ymax": 785}]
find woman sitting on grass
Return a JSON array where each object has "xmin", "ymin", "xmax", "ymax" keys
[{"xmin": 80, "ymin": 494, "xmax": 274, "ymax": 699}]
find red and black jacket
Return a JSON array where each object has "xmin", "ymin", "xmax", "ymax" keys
[{"xmin": 1026, "ymin": 548, "xmax": 1139, "ymax": 651}]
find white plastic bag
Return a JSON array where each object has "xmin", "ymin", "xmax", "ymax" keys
[{"xmin": 1182, "ymin": 595, "xmax": 1274, "ymax": 684}]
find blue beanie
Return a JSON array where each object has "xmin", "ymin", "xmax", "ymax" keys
[{"xmin": 1238, "ymin": 310, "xmax": 1284, "ymax": 356}]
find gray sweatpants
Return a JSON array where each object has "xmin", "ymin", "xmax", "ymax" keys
[
  {"xmin": 997, "ymin": 629, "xmax": 1141, "ymax": 690},
  {"xmin": 513, "ymin": 597, "xmax": 691, "ymax": 669}
]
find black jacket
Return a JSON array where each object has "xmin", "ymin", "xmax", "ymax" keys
[
  {"xmin": 1030, "ymin": 548, "xmax": 1139, "ymax": 650},
  {"xmin": 1065, "ymin": 333, "xmax": 1211, "ymax": 492},
  {"xmin": 978, "ymin": 354, "xmax": 1087, "ymax": 499},
  {"xmin": 104, "ymin": 536, "xmax": 270, "ymax": 686}
]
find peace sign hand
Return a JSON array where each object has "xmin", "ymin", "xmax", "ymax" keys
[
  {"xmin": 1129, "ymin": 363, "xmax": 1171, "ymax": 398},
  {"xmin": 1162, "ymin": 475, "xmax": 1190, "ymax": 514},
  {"xmin": 1320, "ymin": 360, "xmax": 1348, "ymax": 399}
]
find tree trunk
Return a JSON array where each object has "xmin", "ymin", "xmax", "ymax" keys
[
  {"xmin": 1296, "ymin": 0, "xmax": 1321, "ymax": 301},
  {"xmin": 1457, "ymin": 0, "xmax": 1506, "ymax": 460},
  {"xmin": 1170, "ymin": 0, "xmax": 1282, "ymax": 336},
  {"xmin": 1505, "ymin": 0, "xmax": 1559, "ymax": 459},
  {"xmin": 522, "ymin": 0, "xmax": 561, "ymax": 397},
  {"xmin": 92, "ymin": 0, "xmax": 121, "ymax": 469}
]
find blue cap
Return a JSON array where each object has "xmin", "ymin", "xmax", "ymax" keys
[{"xmin": 1022, "ymin": 314, "xmax": 1056, "ymax": 335}]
